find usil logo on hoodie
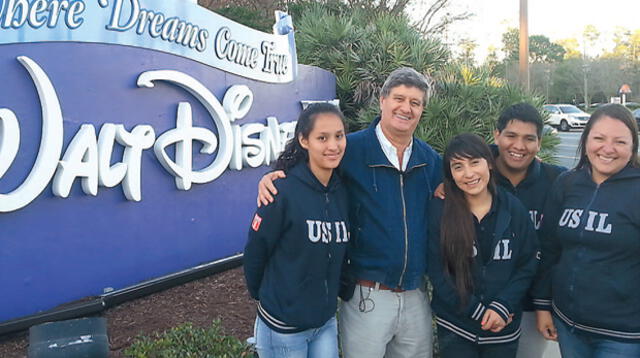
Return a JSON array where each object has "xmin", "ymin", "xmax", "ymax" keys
[
  {"xmin": 306, "ymin": 220, "xmax": 349, "ymax": 244},
  {"xmin": 558, "ymin": 209, "xmax": 612, "ymax": 234}
]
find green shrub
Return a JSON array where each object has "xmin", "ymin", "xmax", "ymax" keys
[
  {"xmin": 293, "ymin": 1, "xmax": 449, "ymax": 127},
  {"xmin": 123, "ymin": 320, "xmax": 253, "ymax": 358}
]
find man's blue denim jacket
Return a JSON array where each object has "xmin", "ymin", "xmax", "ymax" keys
[{"xmin": 340, "ymin": 116, "xmax": 443, "ymax": 290}]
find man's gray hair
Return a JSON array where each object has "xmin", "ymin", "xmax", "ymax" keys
[{"xmin": 380, "ymin": 67, "xmax": 433, "ymax": 103}]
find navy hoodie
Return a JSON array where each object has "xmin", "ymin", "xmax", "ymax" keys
[
  {"xmin": 491, "ymin": 145, "xmax": 566, "ymax": 233},
  {"xmin": 244, "ymin": 163, "xmax": 349, "ymax": 333},
  {"xmin": 533, "ymin": 166, "xmax": 640, "ymax": 342},
  {"xmin": 428, "ymin": 187, "xmax": 539, "ymax": 344},
  {"xmin": 491, "ymin": 145, "xmax": 566, "ymax": 311}
]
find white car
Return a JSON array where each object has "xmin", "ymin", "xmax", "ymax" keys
[
  {"xmin": 633, "ymin": 109, "xmax": 640, "ymax": 130},
  {"xmin": 543, "ymin": 104, "xmax": 590, "ymax": 131}
]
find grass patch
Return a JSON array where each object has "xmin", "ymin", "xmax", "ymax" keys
[{"xmin": 123, "ymin": 320, "xmax": 253, "ymax": 358}]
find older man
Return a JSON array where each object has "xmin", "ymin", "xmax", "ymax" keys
[{"xmin": 258, "ymin": 67, "xmax": 442, "ymax": 357}]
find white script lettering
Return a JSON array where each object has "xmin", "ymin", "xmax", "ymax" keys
[
  {"xmin": 0, "ymin": 57, "xmax": 295, "ymax": 212},
  {"xmin": 106, "ymin": 0, "xmax": 208, "ymax": 52},
  {"xmin": 0, "ymin": 0, "xmax": 85, "ymax": 29}
]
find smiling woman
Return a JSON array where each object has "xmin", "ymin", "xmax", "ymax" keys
[
  {"xmin": 585, "ymin": 117, "xmax": 633, "ymax": 183},
  {"xmin": 243, "ymin": 103, "xmax": 349, "ymax": 358},
  {"xmin": 428, "ymin": 133, "xmax": 539, "ymax": 358},
  {"xmin": 533, "ymin": 104, "xmax": 640, "ymax": 357},
  {"xmin": 449, "ymin": 155, "xmax": 492, "ymax": 199}
]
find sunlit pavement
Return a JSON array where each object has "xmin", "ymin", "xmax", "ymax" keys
[{"xmin": 555, "ymin": 130, "xmax": 582, "ymax": 168}]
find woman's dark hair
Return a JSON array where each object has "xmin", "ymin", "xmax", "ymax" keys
[
  {"xmin": 274, "ymin": 103, "xmax": 346, "ymax": 171},
  {"xmin": 441, "ymin": 133, "xmax": 497, "ymax": 304},
  {"xmin": 576, "ymin": 103, "xmax": 640, "ymax": 170}
]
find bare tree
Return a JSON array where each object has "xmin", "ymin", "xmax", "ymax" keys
[
  {"xmin": 342, "ymin": 0, "xmax": 411, "ymax": 14},
  {"xmin": 199, "ymin": 0, "xmax": 471, "ymax": 37},
  {"xmin": 412, "ymin": 0, "xmax": 472, "ymax": 35},
  {"xmin": 199, "ymin": 0, "xmax": 281, "ymax": 12},
  {"xmin": 337, "ymin": 0, "xmax": 472, "ymax": 35}
]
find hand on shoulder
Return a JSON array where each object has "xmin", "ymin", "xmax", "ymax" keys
[{"xmin": 257, "ymin": 170, "xmax": 286, "ymax": 207}]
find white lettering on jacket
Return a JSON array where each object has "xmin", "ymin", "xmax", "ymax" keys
[
  {"xmin": 306, "ymin": 220, "xmax": 348, "ymax": 244},
  {"xmin": 529, "ymin": 209, "xmax": 542, "ymax": 230},
  {"xmin": 558, "ymin": 208, "xmax": 612, "ymax": 234},
  {"xmin": 493, "ymin": 239, "xmax": 513, "ymax": 260}
]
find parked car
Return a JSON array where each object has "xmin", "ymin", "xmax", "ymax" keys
[
  {"xmin": 543, "ymin": 104, "xmax": 590, "ymax": 131},
  {"xmin": 625, "ymin": 102, "xmax": 640, "ymax": 110},
  {"xmin": 543, "ymin": 124, "xmax": 558, "ymax": 136},
  {"xmin": 633, "ymin": 108, "xmax": 640, "ymax": 130}
]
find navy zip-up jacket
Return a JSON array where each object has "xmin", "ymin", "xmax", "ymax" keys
[
  {"xmin": 428, "ymin": 187, "xmax": 539, "ymax": 344},
  {"xmin": 491, "ymin": 145, "xmax": 566, "ymax": 233},
  {"xmin": 533, "ymin": 166, "xmax": 640, "ymax": 342},
  {"xmin": 340, "ymin": 116, "xmax": 442, "ymax": 290},
  {"xmin": 243, "ymin": 163, "xmax": 349, "ymax": 333},
  {"xmin": 491, "ymin": 145, "xmax": 566, "ymax": 311}
]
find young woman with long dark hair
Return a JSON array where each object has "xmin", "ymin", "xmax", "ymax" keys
[
  {"xmin": 428, "ymin": 133, "xmax": 538, "ymax": 357},
  {"xmin": 243, "ymin": 103, "xmax": 349, "ymax": 358},
  {"xmin": 534, "ymin": 104, "xmax": 640, "ymax": 357}
]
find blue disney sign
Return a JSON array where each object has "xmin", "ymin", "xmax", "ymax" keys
[
  {"xmin": 0, "ymin": 0, "xmax": 335, "ymax": 324},
  {"xmin": 0, "ymin": 0, "xmax": 297, "ymax": 82}
]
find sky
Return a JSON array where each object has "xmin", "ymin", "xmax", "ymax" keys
[{"xmin": 422, "ymin": 0, "xmax": 640, "ymax": 62}]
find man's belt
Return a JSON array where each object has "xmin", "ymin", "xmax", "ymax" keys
[{"xmin": 357, "ymin": 279, "xmax": 405, "ymax": 293}]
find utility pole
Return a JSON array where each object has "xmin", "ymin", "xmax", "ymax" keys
[
  {"xmin": 583, "ymin": 63, "xmax": 589, "ymax": 107},
  {"xmin": 583, "ymin": 38, "xmax": 589, "ymax": 108},
  {"xmin": 545, "ymin": 67, "xmax": 551, "ymax": 100},
  {"xmin": 519, "ymin": 0, "xmax": 530, "ymax": 90},
  {"xmin": 519, "ymin": 0, "xmax": 530, "ymax": 91}
]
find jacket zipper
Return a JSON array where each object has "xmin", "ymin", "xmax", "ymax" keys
[
  {"xmin": 324, "ymin": 192, "xmax": 330, "ymax": 301},
  {"xmin": 568, "ymin": 183, "xmax": 600, "ymax": 321},
  {"xmin": 474, "ymin": 237, "xmax": 487, "ymax": 302},
  {"xmin": 398, "ymin": 173, "xmax": 409, "ymax": 287},
  {"xmin": 369, "ymin": 162, "xmax": 427, "ymax": 288},
  {"xmin": 324, "ymin": 192, "xmax": 329, "ymax": 216}
]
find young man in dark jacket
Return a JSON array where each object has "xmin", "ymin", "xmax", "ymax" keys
[{"xmin": 492, "ymin": 103, "xmax": 565, "ymax": 358}]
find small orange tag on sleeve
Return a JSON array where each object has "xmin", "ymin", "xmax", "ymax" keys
[{"xmin": 251, "ymin": 214, "xmax": 263, "ymax": 231}]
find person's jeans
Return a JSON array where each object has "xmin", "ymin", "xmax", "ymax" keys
[
  {"xmin": 555, "ymin": 317, "xmax": 640, "ymax": 358},
  {"xmin": 437, "ymin": 325, "xmax": 519, "ymax": 358},
  {"xmin": 338, "ymin": 284, "xmax": 432, "ymax": 358},
  {"xmin": 254, "ymin": 315, "xmax": 339, "ymax": 358}
]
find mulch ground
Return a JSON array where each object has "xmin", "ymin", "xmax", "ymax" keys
[{"xmin": 0, "ymin": 266, "xmax": 257, "ymax": 358}]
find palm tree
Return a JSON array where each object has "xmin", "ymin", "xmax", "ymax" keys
[{"xmin": 294, "ymin": 2, "xmax": 449, "ymax": 128}]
